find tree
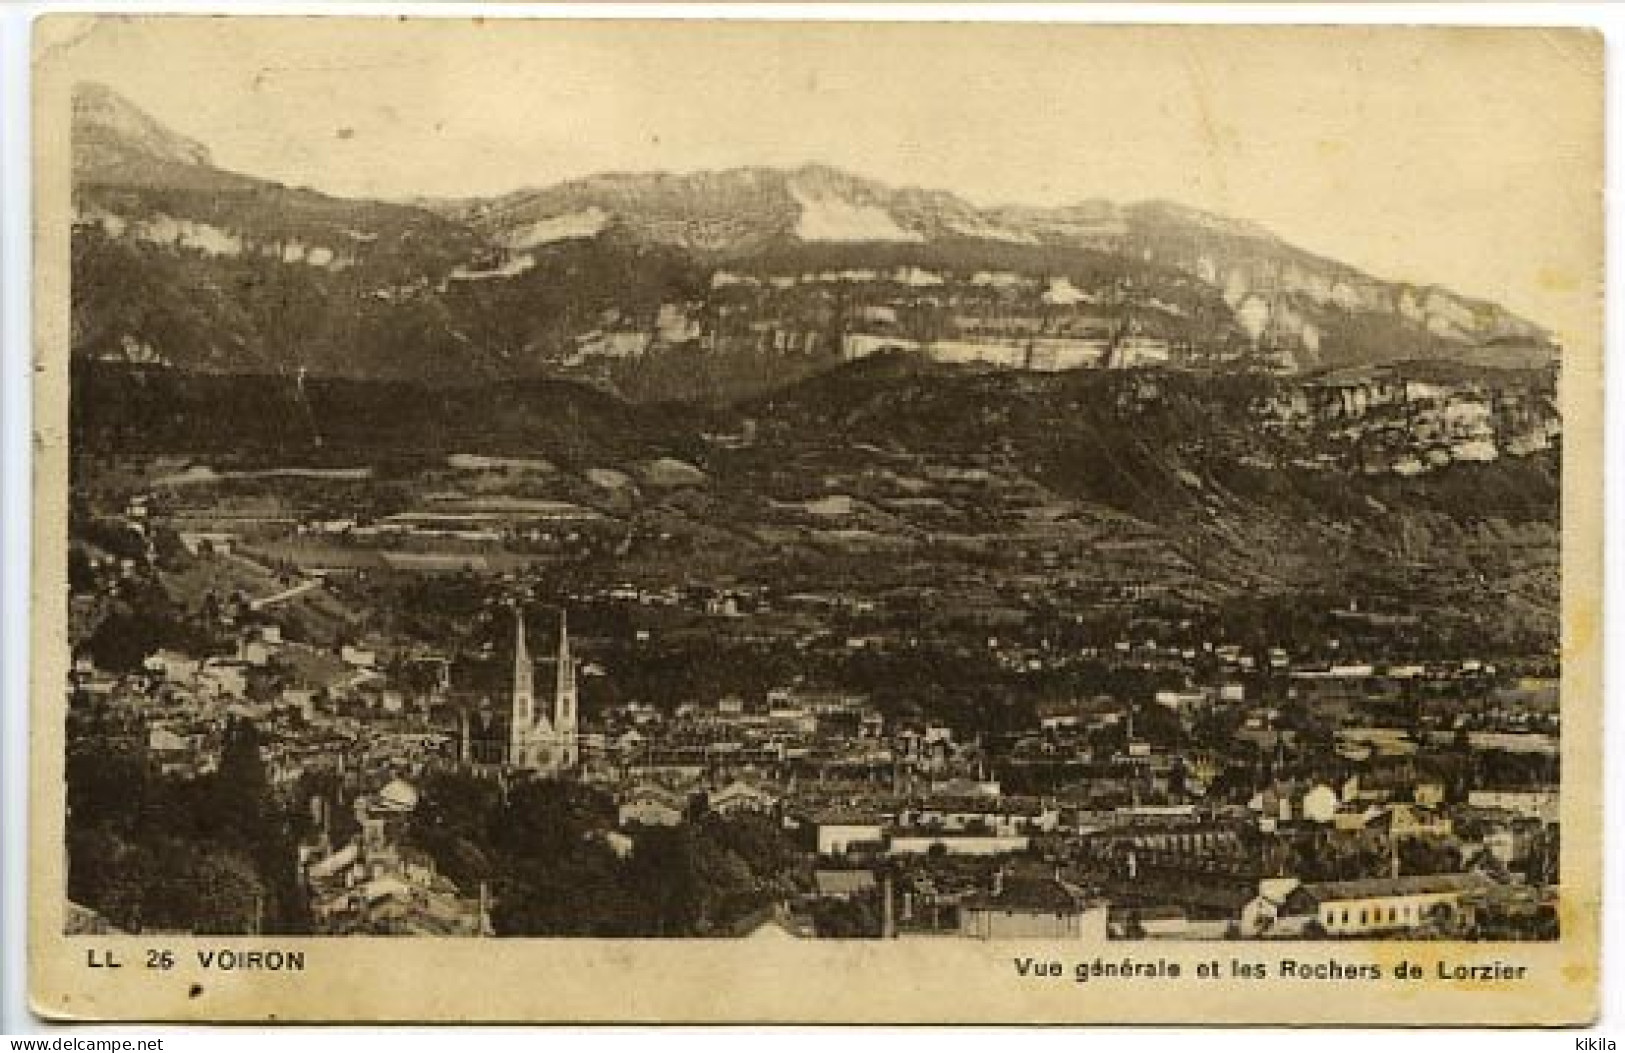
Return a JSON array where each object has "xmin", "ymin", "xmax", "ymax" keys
[
  {"xmin": 83, "ymin": 609, "xmax": 164, "ymax": 674},
  {"xmin": 1525, "ymin": 826, "xmax": 1560, "ymax": 886},
  {"xmin": 66, "ymin": 730, "xmax": 147, "ymax": 831},
  {"xmin": 68, "ymin": 546, "xmax": 97, "ymax": 592},
  {"xmin": 151, "ymin": 527, "xmax": 192, "ymax": 571},
  {"xmin": 494, "ymin": 845, "xmax": 640, "ymax": 937},
  {"xmin": 190, "ymin": 849, "xmax": 268, "ymax": 935},
  {"xmin": 67, "ymin": 827, "xmax": 154, "ymax": 932},
  {"xmin": 209, "ymin": 717, "xmax": 269, "ymax": 843},
  {"xmin": 494, "ymin": 779, "xmax": 614, "ymax": 862},
  {"xmin": 403, "ymin": 770, "xmax": 503, "ymax": 888},
  {"xmin": 1397, "ymin": 836, "xmax": 1461, "ymax": 877},
  {"xmin": 623, "ymin": 826, "xmax": 706, "ymax": 936},
  {"xmin": 812, "ymin": 896, "xmax": 879, "ymax": 938}
]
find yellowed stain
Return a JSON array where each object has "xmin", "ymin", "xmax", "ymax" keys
[
  {"xmin": 1563, "ymin": 599, "xmax": 1599, "ymax": 663},
  {"xmin": 1538, "ymin": 266, "xmax": 1580, "ymax": 292},
  {"xmin": 1563, "ymin": 963, "xmax": 1593, "ymax": 985}
]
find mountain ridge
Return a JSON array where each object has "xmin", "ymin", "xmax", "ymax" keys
[{"xmin": 70, "ymin": 83, "xmax": 1557, "ymax": 397}]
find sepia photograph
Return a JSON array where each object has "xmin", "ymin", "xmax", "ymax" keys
[{"xmin": 26, "ymin": 13, "xmax": 1603, "ymax": 1024}]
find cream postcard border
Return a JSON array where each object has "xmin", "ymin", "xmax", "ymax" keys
[{"xmin": 27, "ymin": 14, "xmax": 1606, "ymax": 1025}]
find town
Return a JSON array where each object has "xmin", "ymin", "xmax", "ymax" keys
[{"xmin": 64, "ymin": 412, "xmax": 1561, "ymax": 941}]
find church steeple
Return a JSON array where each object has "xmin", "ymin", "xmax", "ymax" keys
[
  {"xmin": 514, "ymin": 607, "xmax": 533, "ymax": 706},
  {"xmin": 509, "ymin": 605, "xmax": 537, "ymax": 769},
  {"xmin": 504, "ymin": 604, "xmax": 579, "ymax": 775},
  {"xmin": 554, "ymin": 610, "xmax": 578, "ymax": 769}
]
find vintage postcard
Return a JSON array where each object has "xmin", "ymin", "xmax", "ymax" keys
[{"xmin": 29, "ymin": 14, "xmax": 1603, "ymax": 1024}]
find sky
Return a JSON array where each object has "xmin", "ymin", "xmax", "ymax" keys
[{"xmin": 45, "ymin": 16, "xmax": 1602, "ymax": 343}]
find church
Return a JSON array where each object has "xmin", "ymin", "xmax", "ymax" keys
[{"xmin": 459, "ymin": 606, "xmax": 579, "ymax": 776}]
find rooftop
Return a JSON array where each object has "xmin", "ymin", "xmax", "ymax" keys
[
  {"xmin": 1301, "ymin": 873, "xmax": 1498, "ymax": 903},
  {"xmin": 962, "ymin": 875, "xmax": 1089, "ymax": 913}
]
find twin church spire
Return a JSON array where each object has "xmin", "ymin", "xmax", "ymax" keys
[{"xmin": 507, "ymin": 606, "xmax": 578, "ymax": 774}]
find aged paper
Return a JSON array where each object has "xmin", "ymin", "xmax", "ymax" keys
[{"xmin": 30, "ymin": 15, "xmax": 1603, "ymax": 1024}]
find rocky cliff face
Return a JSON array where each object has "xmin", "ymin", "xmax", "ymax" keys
[
  {"xmin": 74, "ymin": 81, "xmax": 213, "ymax": 173},
  {"xmin": 70, "ymin": 84, "xmax": 1558, "ymax": 395}
]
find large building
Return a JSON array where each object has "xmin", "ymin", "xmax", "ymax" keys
[
  {"xmin": 460, "ymin": 607, "xmax": 579, "ymax": 775},
  {"xmin": 508, "ymin": 608, "xmax": 580, "ymax": 775},
  {"xmin": 958, "ymin": 874, "xmax": 1109, "ymax": 941},
  {"xmin": 1258, "ymin": 873, "xmax": 1499, "ymax": 938}
]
